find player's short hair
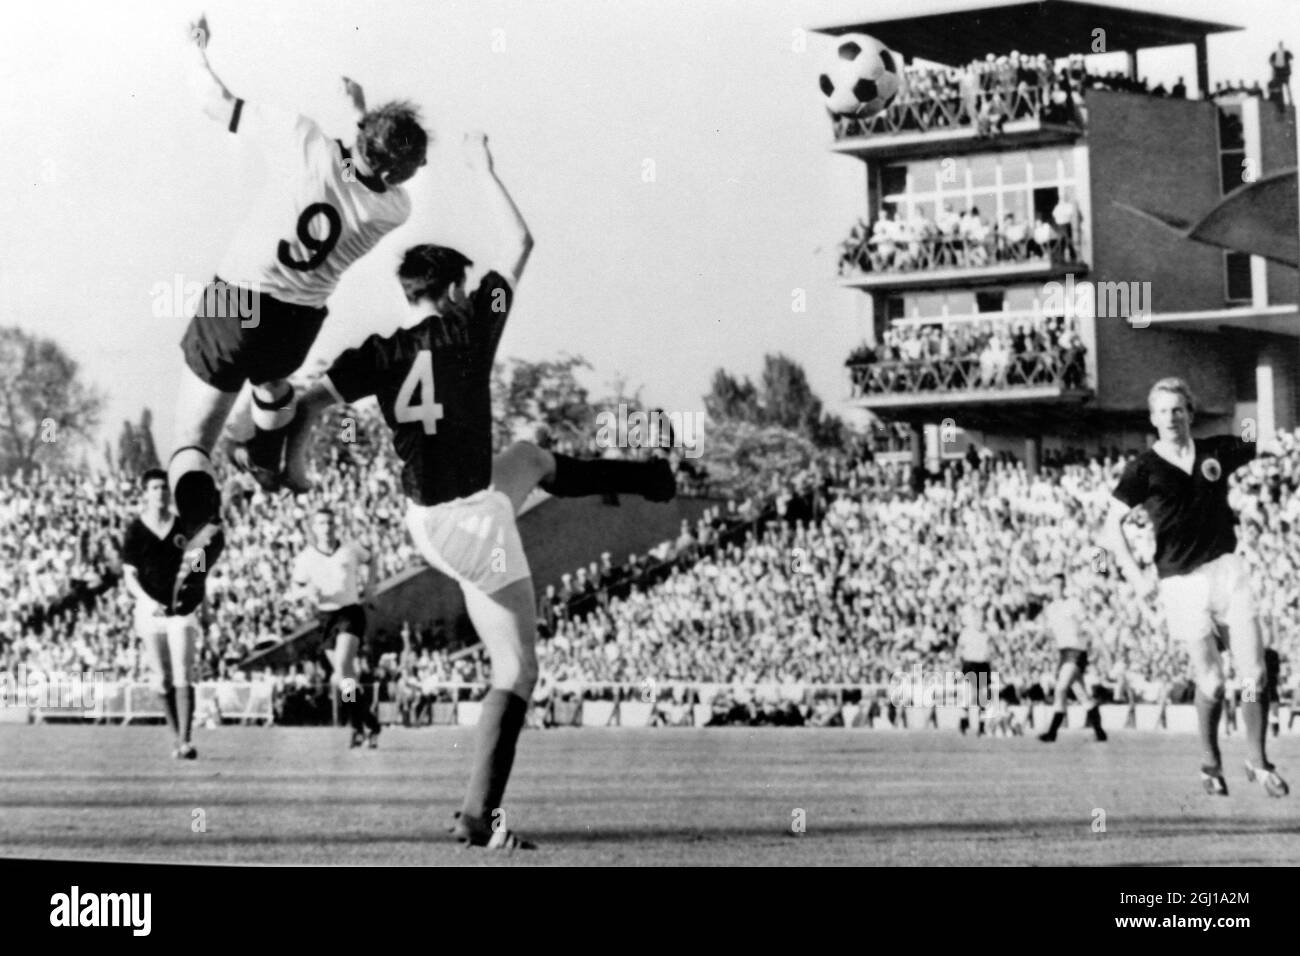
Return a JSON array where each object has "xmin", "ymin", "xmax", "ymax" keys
[
  {"xmin": 398, "ymin": 244, "xmax": 474, "ymax": 305},
  {"xmin": 357, "ymin": 101, "xmax": 428, "ymax": 178},
  {"xmin": 140, "ymin": 468, "xmax": 167, "ymax": 489},
  {"xmin": 313, "ymin": 507, "xmax": 335, "ymax": 519},
  {"xmin": 1147, "ymin": 377, "xmax": 1196, "ymax": 413}
]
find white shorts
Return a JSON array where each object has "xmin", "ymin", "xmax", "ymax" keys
[
  {"xmin": 405, "ymin": 488, "xmax": 531, "ymax": 595},
  {"xmin": 135, "ymin": 607, "xmax": 200, "ymax": 687},
  {"xmin": 1158, "ymin": 552, "xmax": 1263, "ymax": 678}
]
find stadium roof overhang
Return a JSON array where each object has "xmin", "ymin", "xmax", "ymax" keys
[
  {"xmin": 1138, "ymin": 304, "xmax": 1300, "ymax": 338},
  {"xmin": 812, "ymin": 0, "xmax": 1240, "ymax": 66}
]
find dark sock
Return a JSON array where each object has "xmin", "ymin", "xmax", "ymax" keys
[
  {"xmin": 541, "ymin": 454, "xmax": 662, "ymax": 499},
  {"xmin": 1240, "ymin": 687, "xmax": 1268, "ymax": 768},
  {"xmin": 1047, "ymin": 710, "xmax": 1065, "ymax": 735},
  {"xmin": 161, "ymin": 687, "xmax": 180, "ymax": 737},
  {"xmin": 174, "ymin": 470, "xmax": 221, "ymax": 529},
  {"xmin": 177, "ymin": 686, "xmax": 194, "ymax": 744},
  {"xmin": 246, "ymin": 388, "xmax": 296, "ymax": 471},
  {"xmin": 363, "ymin": 684, "xmax": 381, "ymax": 733},
  {"xmin": 461, "ymin": 689, "xmax": 529, "ymax": 823},
  {"xmin": 1195, "ymin": 690, "xmax": 1224, "ymax": 771}
]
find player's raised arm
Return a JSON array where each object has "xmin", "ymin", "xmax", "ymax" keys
[
  {"xmin": 464, "ymin": 132, "xmax": 534, "ymax": 287},
  {"xmin": 185, "ymin": 13, "xmax": 239, "ymax": 124},
  {"xmin": 1100, "ymin": 497, "xmax": 1153, "ymax": 597},
  {"xmin": 341, "ymin": 76, "xmax": 367, "ymax": 123}
]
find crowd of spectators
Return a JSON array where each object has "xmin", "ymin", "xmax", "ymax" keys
[
  {"xmin": 838, "ymin": 195, "xmax": 1081, "ymax": 277},
  {"xmin": 10, "ymin": 406, "xmax": 1300, "ymax": 715},
  {"xmin": 501, "ymin": 436, "xmax": 1300, "ymax": 706},
  {"xmin": 847, "ymin": 315, "xmax": 1086, "ymax": 395},
  {"xmin": 832, "ymin": 44, "xmax": 1291, "ymax": 141}
]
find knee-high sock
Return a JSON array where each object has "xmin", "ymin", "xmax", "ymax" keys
[
  {"xmin": 1045, "ymin": 710, "xmax": 1065, "ymax": 735},
  {"xmin": 461, "ymin": 689, "xmax": 529, "ymax": 823},
  {"xmin": 161, "ymin": 687, "xmax": 180, "ymax": 737},
  {"xmin": 246, "ymin": 386, "xmax": 297, "ymax": 470},
  {"xmin": 361, "ymin": 684, "xmax": 381, "ymax": 733},
  {"xmin": 176, "ymin": 686, "xmax": 194, "ymax": 744},
  {"xmin": 1240, "ymin": 688, "xmax": 1269, "ymax": 767},
  {"xmin": 540, "ymin": 454, "xmax": 658, "ymax": 498},
  {"xmin": 1196, "ymin": 690, "xmax": 1224, "ymax": 771}
]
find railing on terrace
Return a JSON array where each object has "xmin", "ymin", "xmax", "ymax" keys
[
  {"xmin": 840, "ymin": 229, "xmax": 1084, "ymax": 279},
  {"xmin": 832, "ymin": 77, "xmax": 1081, "ymax": 140},
  {"xmin": 848, "ymin": 348, "xmax": 1088, "ymax": 398}
]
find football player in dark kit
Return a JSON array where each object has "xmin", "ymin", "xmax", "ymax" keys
[
  {"xmin": 1102, "ymin": 378, "xmax": 1287, "ymax": 797},
  {"xmin": 282, "ymin": 132, "xmax": 675, "ymax": 849},
  {"xmin": 119, "ymin": 469, "xmax": 203, "ymax": 759}
]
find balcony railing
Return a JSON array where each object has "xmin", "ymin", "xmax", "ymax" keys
[
  {"xmin": 839, "ymin": 228, "xmax": 1083, "ymax": 280},
  {"xmin": 832, "ymin": 76, "xmax": 1081, "ymax": 141},
  {"xmin": 848, "ymin": 348, "xmax": 1088, "ymax": 399}
]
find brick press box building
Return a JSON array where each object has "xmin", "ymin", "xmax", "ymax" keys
[{"xmin": 820, "ymin": 0, "xmax": 1299, "ymax": 470}]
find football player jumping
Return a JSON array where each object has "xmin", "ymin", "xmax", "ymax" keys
[
  {"xmin": 282, "ymin": 133, "xmax": 675, "ymax": 848},
  {"xmin": 167, "ymin": 13, "xmax": 428, "ymax": 615}
]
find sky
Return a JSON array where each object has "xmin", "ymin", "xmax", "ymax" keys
[{"xmin": 0, "ymin": 0, "xmax": 1296, "ymax": 459}]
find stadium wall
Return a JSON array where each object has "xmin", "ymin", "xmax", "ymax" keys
[{"xmin": 1085, "ymin": 91, "xmax": 1238, "ymax": 418}]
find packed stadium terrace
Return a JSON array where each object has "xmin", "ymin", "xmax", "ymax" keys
[
  {"xmin": 837, "ymin": 206, "xmax": 1081, "ymax": 278},
  {"xmin": 0, "ymin": 436, "xmax": 422, "ymax": 684},
  {"xmin": 6, "ymin": 419, "xmax": 1300, "ymax": 706},
  {"xmin": 830, "ymin": 50, "xmax": 1281, "ymax": 142},
  {"xmin": 513, "ymin": 440, "xmax": 1300, "ymax": 704},
  {"xmin": 847, "ymin": 316, "xmax": 1087, "ymax": 396}
]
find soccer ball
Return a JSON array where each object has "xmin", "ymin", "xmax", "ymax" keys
[{"xmin": 819, "ymin": 33, "xmax": 901, "ymax": 118}]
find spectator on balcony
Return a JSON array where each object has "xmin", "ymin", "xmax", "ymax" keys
[
  {"xmin": 1002, "ymin": 213, "xmax": 1029, "ymax": 259},
  {"xmin": 1053, "ymin": 192, "xmax": 1080, "ymax": 260},
  {"xmin": 1030, "ymin": 217, "xmax": 1055, "ymax": 258},
  {"xmin": 869, "ymin": 211, "xmax": 899, "ymax": 272},
  {"xmin": 1171, "ymin": 76, "xmax": 1187, "ymax": 99},
  {"xmin": 960, "ymin": 208, "xmax": 991, "ymax": 266},
  {"xmin": 1270, "ymin": 42, "xmax": 1293, "ymax": 105}
]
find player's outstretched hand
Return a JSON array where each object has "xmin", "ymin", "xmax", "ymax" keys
[
  {"xmin": 188, "ymin": 13, "xmax": 211, "ymax": 49},
  {"xmin": 463, "ymin": 131, "xmax": 494, "ymax": 173}
]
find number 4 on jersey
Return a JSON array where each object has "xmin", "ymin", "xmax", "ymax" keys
[{"xmin": 395, "ymin": 350, "xmax": 444, "ymax": 435}]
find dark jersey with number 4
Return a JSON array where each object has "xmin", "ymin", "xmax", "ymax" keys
[
  {"xmin": 1111, "ymin": 435, "xmax": 1255, "ymax": 579},
  {"xmin": 326, "ymin": 272, "xmax": 513, "ymax": 506}
]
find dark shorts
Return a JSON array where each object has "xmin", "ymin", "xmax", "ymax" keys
[
  {"xmin": 319, "ymin": 605, "xmax": 366, "ymax": 650},
  {"xmin": 1058, "ymin": 648, "xmax": 1089, "ymax": 671},
  {"xmin": 961, "ymin": 660, "xmax": 992, "ymax": 680},
  {"xmin": 181, "ymin": 277, "xmax": 327, "ymax": 392}
]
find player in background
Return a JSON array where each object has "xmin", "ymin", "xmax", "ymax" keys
[
  {"xmin": 290, "ymin": 507, "xmax": 382, "ymax": 748},
  {"xmin": 282, "ymin": 133, "xmax": 674, "ymax": 848},
  {"xmin": 956, "ymin": 600, "xmax": 992, "ymax": 736},
  {"xmin": 120, "ymin": 470, "xmax": 202, "ymax": 759},
  {"xmin": 1036, "ymin": 573, "xmax": 1107, "ymax": 743},
  {"xmin": 1102, "ymin": 377, "xmax": 1287, "ymax": 797},
  {"xmin": 167, "ymin": 13, "xmax": 427, "ymax": 616}
]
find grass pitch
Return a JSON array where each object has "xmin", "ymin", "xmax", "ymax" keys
[{"xmin": 1, "ymin": 724, "xmax": 1298, "ymax": 865}]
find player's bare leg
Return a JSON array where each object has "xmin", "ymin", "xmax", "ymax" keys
[
  {"xmin": 452, "ymin": 577, "xmax": 539, "ymax": 850},
  {"xmin": 1226, "ymin": 596, "xmax": 1289, "ymax": 796},
  {"xmin": 1038, "ymin": 661, "xmax": 1079, "ymax": 742},
  {"xmin": 491, "ymin": 441, "xmax": 676, "ymax": 513},
  {"xmin": 168, "ymin": 366, "xmax": 234, "ymax": 613},
  {"xmin": 1188, "ymin": 635, "xmax": 1230, "ymax": 795},
  {"xmin": 142, "ymin": 627, "xmax": 181, "ymax": 755},
  {"xmin": 168, "ymin": 616, "xmax": 199, "ymax": 759},
  {"xmin": 332, "ymin": 630, "xmax": 380, "ymax": 747},
  {"xmin": 1072, "ymin": 675, "xmax": 1106, "ymax": 741}
]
